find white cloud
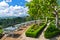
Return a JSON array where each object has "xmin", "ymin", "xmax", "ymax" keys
[
  {"xmin": 0, "ymin": 1, "xmax": 29, "ymax": 18},
  {"xmin": 0, "ymin": 1, "xmax": 9, "ymax": 7},
  {"xmin": 0, "ymin": 1, "xmax": 9, "ymax": 10},
  {"xmin": 25, "ymin": 0, "xmax": 32, "ymax": 2}
]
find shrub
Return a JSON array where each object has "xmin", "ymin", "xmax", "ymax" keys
[
  {"xmin": 25, "ymin": 23, "xmax": 46, "ymax": 37},
  {"xmin": 0, "ymin": 27, "xmax": 3, "ymax": 39},
  {"xmin": 0, "ymin": 27, "xmax": 3, "ymax": 34},
  {"xmin": 0, "ymin": 29, "xmax": 3, "ymax": 34},
  {"xmin": 44, "ymin": 22, "xmax": 60, "ymax": 38}
]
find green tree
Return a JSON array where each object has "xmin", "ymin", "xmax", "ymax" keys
[{"xmin": 26, "ymin": 0, "xmax": 60, "ymax": 28}]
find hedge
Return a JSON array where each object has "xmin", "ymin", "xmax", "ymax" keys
[
  {"xmin": 44, "ymin": 21, "xmax": 60, "ymax": 38},
  {"xmin": 0, "ymin": 27, "xmax": 4, "ymax": 39},
  {"xmin": 0, "ymin": 30, "xmax": 3, "ymax": 34},
  {"xmin": 25, "ymin": 22, "xmax": 46, "ymax": 38},
  {"xmin": 0, "ymin": 27, "xmax": 3, "ymax": 34}
]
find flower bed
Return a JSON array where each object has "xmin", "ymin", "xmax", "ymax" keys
[{"xmin": 25, "ymin": 22, "xmax": 46, "ymax": 38}]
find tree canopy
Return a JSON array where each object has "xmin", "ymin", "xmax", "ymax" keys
[
  {"xmin": 26, "ymin": 0, "xmax": 58, "ymax": 20},
  {"xmin": 26, "ymin": 0, "xmax": 60, "ymax": 28}
]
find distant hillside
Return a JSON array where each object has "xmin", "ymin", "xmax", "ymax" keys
[{"xmin": 0, "ymin": 16, "xmax": 28, "ymax": 28}]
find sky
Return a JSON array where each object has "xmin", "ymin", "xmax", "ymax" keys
[{"xmin": 0, "ymin": 0, "xmax": 31, "ymax": 18}]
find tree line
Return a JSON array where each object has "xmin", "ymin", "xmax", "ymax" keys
[{"xmin": 0, "ymin": 17, "xmax": 26, "ymax": 28}]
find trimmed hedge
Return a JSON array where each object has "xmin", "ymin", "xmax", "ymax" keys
[
  {"xmin": 0, "ymin": 27, "xmax": 3, "ymax": 34},
  {"xmin": 25, "ymin": 22, "xmax": 46, "ymax": 38},
  {"xmin": 0, "ymin": 27, "xmax": 4, "ymax": 39},
  {"xmin": 0, "ymin": 30, "xmax": 3, "ymax": 34},
  {"xmin": 44, "ymin": 22, "xmax": 60, "ymax": 38}
]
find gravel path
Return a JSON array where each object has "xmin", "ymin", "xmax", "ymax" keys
[{"xmin": 38, "ymin": 22, "xmax": 50, "ymax": 40}]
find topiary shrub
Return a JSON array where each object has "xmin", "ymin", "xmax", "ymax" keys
[
  {"xmin": 0, "ymin": 27, "xmax": 3, "ymax": 34},
  {"xmin": 0, "ymin": 27, "xmax": 4, "ymax": 39},
  {"xmin": 44, "ymin": 21, "xmax": 60, "ymax": 38},
  {"xmin": 25, "ymin": 22, "xmax": 46, "ymax": 38}
]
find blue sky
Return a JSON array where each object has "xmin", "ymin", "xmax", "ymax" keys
[
  {"xmin": 0, "ymin": 0, "xmax": 31, "ymax": 18},
  {"xmin": 0, "ymin": 0, "xmax": 27, "ymax": 6},
  {"xmin": 7, "ymin": 0, "xmax": 27, "ymax": 6}
]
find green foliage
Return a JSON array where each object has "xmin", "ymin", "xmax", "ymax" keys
[
  {"xmin": 44, "ymin": 21, "xmax": 60, "ymax": 38},
  {"xmin": 25, "ymin": 23, "xmax": 46, "ymax": 37},
  {"xmin": 26, "ymin": 0, "xmax": 57, "ymax": 20},
  {"xmin": 0, "ymin": 30, "xmax": 3, "ymax": 34},
  {"xmin": 0, "ymin": 27, "xmax": 3, "ymax": 34},
  {"xmin": 0, "ymin": 17, "xmax": 26, "ymax": 28},
  {"xmin": 47, "ymin": 17, "xmax": 55, "ymax": 21}
]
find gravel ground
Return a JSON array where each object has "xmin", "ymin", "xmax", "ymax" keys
[{"xmin": 1, "ymin": 22, "xmax": 60, "ymax": 40}]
